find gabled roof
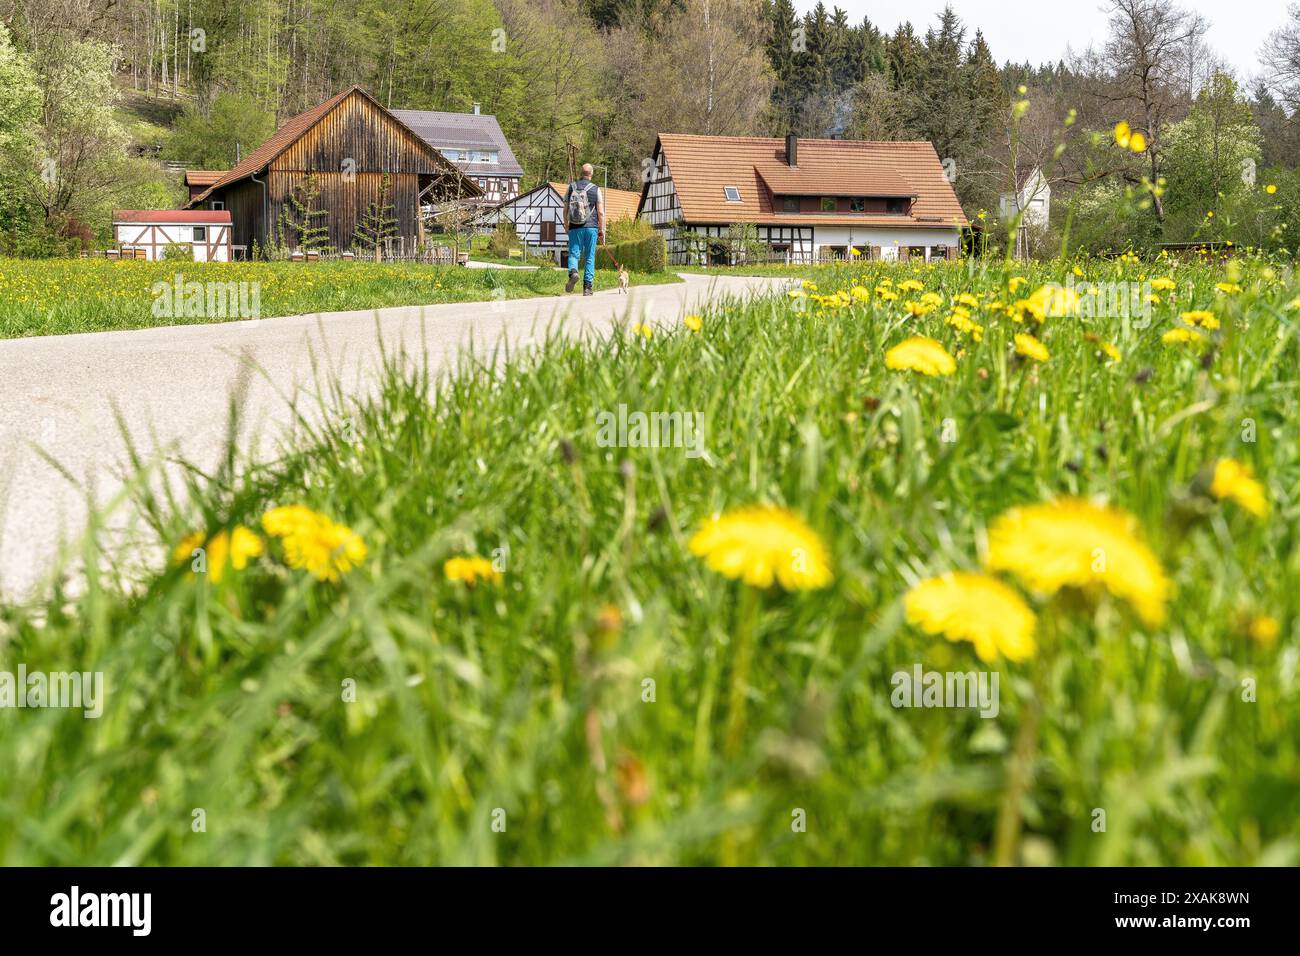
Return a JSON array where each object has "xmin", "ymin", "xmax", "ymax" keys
[
  {"xmin": 187, "ymin": 87, "xmax": 478, "ymax": 207},
  {"xmin": 184, "ymin": 170, "xmax": 225, "ymax": 187},
  {"xmin": 651, "ymin": 133, "xmax": 969, "ymax": 229},
  {"xmin": 546, "ymin": 182, "xmax": 643, "ymax": 220},
  {"xmin": 391, "ymin": 109, "xmax": 525, "ymax": 178},
  {"xmin": 115, "ymin": 210, "xmax": 232, "ymax": 224}
]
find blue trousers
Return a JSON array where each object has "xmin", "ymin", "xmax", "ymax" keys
[{"xmin": 567, "ymin": 226, "xmax": 598, "ymax": 284}]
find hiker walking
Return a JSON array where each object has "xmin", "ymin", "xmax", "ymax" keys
[{"xmin": 565, "ymin": 163, "xmax": 605, "ymax": 296}]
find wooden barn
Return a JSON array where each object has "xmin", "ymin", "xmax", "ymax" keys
[
  {"xmin": 186, "ymin": 86, "xmax": 481, "ymax": 255},
  {"xmin": 495, "ymin": 182, "xmax": 643, "ymax": 263}
]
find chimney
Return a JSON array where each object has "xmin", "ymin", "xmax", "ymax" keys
[
  {"xmin": 472, "ymin": 102, "xmax": 481, "ymax": 115},
  {"xmin": 785, "ymin": 133, "xmax": 797, "ymax": 167}
]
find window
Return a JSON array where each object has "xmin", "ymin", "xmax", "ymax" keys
[
  {"xmin": 441, "ymin": 149, "xmax": 462, "ymax": 162},
  {"xmin": 210, "ymin": 201, "xmax": 225, "ymax": 211},
  {"xmin": 782, "ymin": 197, "xmax": 799, "ymax": 213},
  {"xmin": 849, "ymin": 198, "xmax": 866, "ymax": 212},
  {"xmin": 192, "ymin": 226, "xmax": 207, "ymax": 241},
  {"xmin": 478, "ymin": 179, "xmax": 486, "ymax": 187},
  {"xmin": 723, "ymin": 186, "xmax": 741, "ymax": 202},
  {"xmin": 886, "ymin": 198, "xmax": 908, "ymax": 215},
  {"xmin": 540, "ymin": 220, "xmax": 556, "ymax": 243},
  {"xmin": 820, "ymin": 197, "xmax": 836, "ymax": 212}
]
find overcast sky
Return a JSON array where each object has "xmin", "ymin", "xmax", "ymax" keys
[{"xmin": 796, "ymin": 0, "xmax": 1285, "ymax": 80}]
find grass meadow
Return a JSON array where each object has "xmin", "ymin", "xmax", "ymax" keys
[
  {"xmin": 0, "ymin": 258, "xmax": 676, "ymax": 339},
  {"xmin": 1, "ymin": 255, "xmax": 1297, "ymax": 865}
]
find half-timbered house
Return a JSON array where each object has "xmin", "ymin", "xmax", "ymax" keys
[
  {"xmin": 639, "ymin": 133, "xmax": 968, "ymax": 265},
  {"xmin": 495, "ymin": 182, "xmax": 644, "ymax": 262},
  {"xmin": 390, "ymin": 105, "xmax": 524, "ymax": 204},
  {"xmin": 186, "ymin": 86, "xmax": 481, "ymax": 254},
  {"xmin": 112, "ymin": 210, "xmax": 233, "ymax": 261}
]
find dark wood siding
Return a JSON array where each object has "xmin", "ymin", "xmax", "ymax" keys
[{"xmin": 200, "ymin": 89, "xmax": 469, "ymax": 253}]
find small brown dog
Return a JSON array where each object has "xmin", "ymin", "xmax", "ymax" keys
[{"xmin": 617, "ymin": 265, "xmax": 629, "ymax": 293}]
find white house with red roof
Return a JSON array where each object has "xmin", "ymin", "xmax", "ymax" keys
[
  {"xmin": 112, "ymin": 210, "xmax": 233, "ymax": 261},
  {"xmin": 639, "ymin": 133, "xmax": 969, "ymax": 265}
]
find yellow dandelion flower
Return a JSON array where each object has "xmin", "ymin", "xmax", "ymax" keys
[
  {"xmin": 1209, "ymin": 458, "xmax": 1268, "ymax": 517},
  {"xmin": 850, "ymin": 285, "xmax": 871, "ymax": 301},
  {"xmin": 688, "ymin": 505, "xmax": 832, "ymax": 591},
  {"xmin": 1162, "ymin": 327, "xmax": 1204, "ymax": 345},
  {"xmin": 263, "ymin": 505, "xmax": 367, "ymax": 582},
  {"xmin": 631, "ymin": 322, "xmax": 653, "ymax": 339},
  {"xmin": 1100, "ymin": 342, "xmax": 1122, "ymax": 362},
  {"xmin": 904, "ymin": 299, "xmax": 933, "ymax": 317},
  {"xmin": 1014, "ymin": 332, "xmax": 1050, "ymax": 362},
  {"xmin": 1008, "ymin": 276, "xmax": 1027, "ymax": 293},
  {"xmin": 1179, "ymin": 309, "xmax": 1218, "ymax": 329},
  {"xmin": 684, "ymin": 314, "xmax": 703, "ymax": 332},
  {"xmin": 1247, "ymin": 615, "xmax": 1280, "ymax": 647},
  {"xmin": 904, "ymin": 572, "xmax": 1037, "ymax": 663},
  {"xmin": 1265, "ymin": 184, "xmax": 1277, "ymax": 195},
  {"xmin": 172, "ymin": 526, "xmax": 264, "ymax": 584},
  {"xmin": 885, "ymin": 336, "xmax": 957, "ymax": 377},
  {"xmin": 1150, "ymin": 276, "xmax": 1176, "ymax": 291},
  {"xmin": 897, "ymin": 279, "xmax": 924, "ymax": 293},
  {"xmin": 443, "ymin": 555, "xmax": 503, "ymax": 587},
  {"xmin": 955, "ymin": 292, "xmax": 980, "ymax": 308},
  {"xmin": 986, "ymin": 497, "xmax": 1169, "ymax": 627},
  {"xmin": 261, "ymin": 504, "xmax": 318, "ymax": 538},
  {"xmin": 1215, "ymin": 282, "xmax": 1242, "ymax": 294},
  {"xmin": 1028, "ymin": 283, "xmax": 1080, "ymax": 318}
]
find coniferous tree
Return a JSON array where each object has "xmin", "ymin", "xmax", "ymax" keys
[
  {"xmin": 353, "ymin": 173, "xmax": 398, "ymax": 256},
  {"xmin": 276, "ymin": 173, "xmax": 330, "ymax": 252}
]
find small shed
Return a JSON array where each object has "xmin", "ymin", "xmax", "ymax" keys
[
  {"xmin": 184, "ymin": 170, "xmax": 225, "ymax": 203},
  {"xmin": 112, "ymin": 210, "xmax": 234, "ymax": 261}
]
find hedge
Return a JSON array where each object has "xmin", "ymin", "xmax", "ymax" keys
[{"xmin": 594, "ymin": 233, "xmax": 666, "ymax": 273}]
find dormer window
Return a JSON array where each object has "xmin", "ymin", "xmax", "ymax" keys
[
  {"xmin": 782, "ymin": 197, "xmax": 799, "ymax": 212},
  {"xmin": 820, "ymin": 198, "xmax": 835, "ymax": 212},
  {"xmin": 850, "ymin": 198, "xmax": 865, "ymax": 212},
  {"xmin": 723, "ymin": 186, "xmax": 741, "ymax": 202},
  {"xmin": 886, "ymin": 198, "xmax": 908, "ymax": 215}
]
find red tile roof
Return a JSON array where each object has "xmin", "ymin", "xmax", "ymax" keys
[
  {"xmin": 188, "ymin": 87, "xmax": 356, "ymax": 207},
  {"xmin": 183, "ymin": 170, "xmax": 225, "ymax": 187},
  {"xmin": 653, "ymin": 134, "xmax": 968, "ymax": 229},
  {"xmin": 114, "ymin": 210, "xmax": 233, "ymax": 224}
]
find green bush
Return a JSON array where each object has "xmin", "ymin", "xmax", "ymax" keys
[
  {"xmin": 487, "ymin": 221, "xmax": 520, "ymax": 259},
  {"xmin": 595, "ymin": 232, "xmax": 666, "ymax": 272},
  {"xmin": 161, "ymin": 242, "xmax": 193, "ymax": 261},
  {"xmin": 605, "ymin": 215, "xmax": 653, "ymax": 244}
]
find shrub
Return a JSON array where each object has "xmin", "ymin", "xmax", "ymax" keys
[
  {"xmin": 161, "ymin": 243, "xmax": 193, "ymax": 261},
  {"xmin": 595, "ymin": 232, "xmax": 666, "ymax": 272},
  {"xmin": 605, "ymin": 215, "xmax": 653, "ymax": 244},
  {"xmin": 487, "ymin": 221, "xmax": 520, "ymax": 259}
]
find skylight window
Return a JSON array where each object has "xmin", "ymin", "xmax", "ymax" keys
[{"xmin": 723, "ymin": 186, "xmax": 741, "ymax": 202}]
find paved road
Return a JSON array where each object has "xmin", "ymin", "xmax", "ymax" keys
[{"xmin": 0, "ymin": 273, "xmax": 787, "ymax": 601}]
